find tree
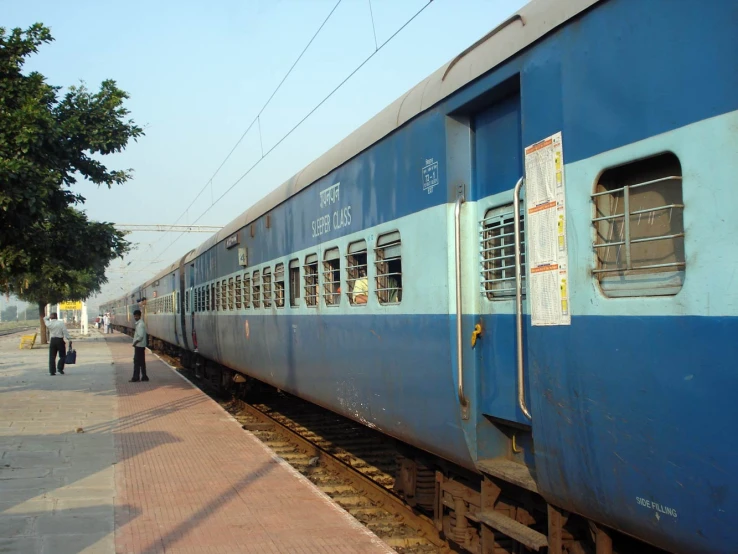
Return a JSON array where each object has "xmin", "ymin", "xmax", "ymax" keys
[
  {"xmin": 10, "ymin": 206, "xmax": 130, "ymax": 342},
  {"xmin": 0, "ymin": 23, "xmax": 143, "ymax": 286},
  {"xmin": 1, "ymin": 305, "xmax": 17, "ymax": 322}
]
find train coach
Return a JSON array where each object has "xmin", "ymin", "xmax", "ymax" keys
[{"xmin": 102, "ymin": 0, "xmax": 738, "ymax": 552}]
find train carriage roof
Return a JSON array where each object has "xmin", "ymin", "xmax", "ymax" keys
[{"xmin": 137, "ymin": 0, "xmax": 600, "ymax": 292}]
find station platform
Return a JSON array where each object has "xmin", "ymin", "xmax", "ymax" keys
[{"xmin": 0, "ymin": 329, "xmax": 394, "ymax": 554}]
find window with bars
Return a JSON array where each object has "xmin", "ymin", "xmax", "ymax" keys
[
  {"xmin": 346, "ymin": 240, "xmax": 368, "ymax": 305},
  {"xmin": 323, "ymin": 248, "xmax": 341, "ymax": 306},
  {"xmin": 228, "ymin": 277, "xmax": 235, "ymax": 310},
  {"xmin": 221, "ymin": 280, "xmax": 227, "ymax": 310},
  {"xmin": 196, "ymin": 288, "xmax": 201, "ymax": 312},
  {"xmin": 263, "ymin": 267, "xmax": 272, "ymax": 308},
  {"xmin": 304, "ymin": 254, "xmax": 319, "ymax": 307},
  {"xmin": 206, "ymin": 284, "xmax": 211, "ymax": 312},
  {"xmin": 235, "ymin": 275, "xmax": 242, "ymax": 309},
  {"xmin": 243, "ymin": 275, "xmax": 251, "ymax": 308},
  {"xmin": 374, "ymin": 232, "xmax": 402, "ymax": 304},
  {"xmin": 289, "ymin": 259, "xmax": 300, "ymax": 307},
  {"xmin": 252, "ymin": 271, "xmax": 261, "ymax": 308},
  {"xmin": 480, "ymin": 206, "xmax": 525, "ymax": 299},
  {"xmin": 215, "ymin": 280, "xmax": 222, "ymax": 310},
  {"xmin": 593, "ymin": 153, "xmax": 684, "ymax": 297},
  {"xmin": 275, "ymin": 263, "xmax": 285, "ymax": 308}
]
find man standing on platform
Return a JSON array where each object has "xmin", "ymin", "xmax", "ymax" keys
[
  {"xmin": 103, "ymin": 313, "xmax": 111, "ymax": 334},
  {"xmin": 130, "ymin": 309, "xmax": 148, "ymax": 382},
  {"xmin": 44, "ymin": 313, "xmax": 71, "ymax": 376}
]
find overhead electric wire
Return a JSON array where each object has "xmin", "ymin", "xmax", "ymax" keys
[
  {"xmin": 127, "ymin": 0, "xmax": 436, "ymax": 286},
  {"xmin": 130, "ymin": 0, "xmax": 343, "ymax": 260}
]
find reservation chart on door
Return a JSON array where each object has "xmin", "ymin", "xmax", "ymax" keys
[{"xmin": 524, "ymin": 131, "xmax": 570, "ymax": 326}]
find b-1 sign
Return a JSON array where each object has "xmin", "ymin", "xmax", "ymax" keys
[{"xmin": 59, "ymin": 301, "xmax": 82, "ymax": 310}]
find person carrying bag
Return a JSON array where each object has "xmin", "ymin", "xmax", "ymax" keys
[{"xmin": 65, "ymin": 342, "xmax": 77, "ymax": 365}]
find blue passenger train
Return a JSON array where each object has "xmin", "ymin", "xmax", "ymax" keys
[{"xmin": 102, "ymin": 0, "xmax": 738, "ymax": 552}]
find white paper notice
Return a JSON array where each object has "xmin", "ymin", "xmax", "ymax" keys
[{"xmin": 524, "ymin": 132, "xmax": 570, "ymax": 326}]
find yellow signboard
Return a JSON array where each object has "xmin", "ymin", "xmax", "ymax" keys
[{"xmin": 59, "ymin": 301, "xmax": 82, "ymax": 310}]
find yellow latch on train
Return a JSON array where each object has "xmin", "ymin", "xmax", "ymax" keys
[{"xmin": 471, "ymin": 324, "xmax": 482, "ymax": 348}]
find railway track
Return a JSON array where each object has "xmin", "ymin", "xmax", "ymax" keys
[
  {"xmin": 0, "ymin": 326, "xmax": 36, "ymax": 338},
  {"xmin": 155, "ymin": 351, "xmax": 448, "ymax": 553}
]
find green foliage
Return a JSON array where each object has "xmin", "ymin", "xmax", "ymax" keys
[
  {"xmin": 1, "ymin": 305, "xmax": 17, "ymax": 322},
  {"xmin": 11, "ymin": 206, "xmax": 130, "ymax": 306},
  {"xmin": 0, "ymin": 23, "xmax": 143, "ymax": 306}
]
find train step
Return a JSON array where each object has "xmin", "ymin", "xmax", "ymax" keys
[
  {"xmin": 476, "ymin": 458, "xmax": 538, "ymax": 493},
  {"xmin": 476, "ymin": 510, "xmax": 548, "ymax": 551}
]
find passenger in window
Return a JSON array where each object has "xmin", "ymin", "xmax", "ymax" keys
[{"xmin": 353, "ymin": 275, "xmax": 368, "ymax": 304}]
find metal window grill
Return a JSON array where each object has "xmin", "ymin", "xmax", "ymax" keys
[
  {"xmin": 243, "ymin": 276, "xmax": 251, "ymax": 308},
  {"xmin": 228, "ymin": 277, "xmax": 235, "ymax": 310},
  {"xmin": 263, "ymin": 268, "xmax": 272, "ymax": 308},
  {"xmin": 252, "ymin": 271, "xmax": 261, "ymax": 308},
  {"xmin": 323, "ymin": 249, "xmax": 341, "ymax": 306},
  {"xmin": 480, "ymin": 207, "xmax": 525, "ymax": 299},
  {"xmin": 592, "ymin": 175, "xmax": 685, "ymax": 276},
  {"xmin": 289, "ymin": 260, "xmax": 300, "ymax": 307},
  {"xmin": 235, "ymin": 275, "xmax": 242, "ymax": 309},
  {"xmin": 206, "ymin": 285, "xmax": 211, "ymax": 312},
  {"xmin": 215, "ymin": 281, "xmax": 222, "ymax": 310},
  {"xmin": 221, "ymin": 280, "xmax": 227, "ymax": 310},
  {"xmin": 374, "ymin": 232, "xmax": 402, "ymax": 304},
  {"xmin": 275, "ymin": 264, "xmax": 285, "ymax": 308},
  {"xmin": 304, "ymin": 255, "xmax": 319, "ymax": 307},
  {"xmin": 346, "ymin": 241, "xmax": 368, "ymax": 305}
]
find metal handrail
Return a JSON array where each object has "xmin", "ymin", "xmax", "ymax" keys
[
  {"xmin": 455, "ymin": 195, "xmax": 469, "ymax": 418},
  {"xmin": 513, "ymin": 177, "xmax": 532, "ymax": 421}
]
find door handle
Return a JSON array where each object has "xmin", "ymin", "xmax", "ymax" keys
[{"xmin": 471, "ymin": 324, "xmax": 482, "ymax": 348}]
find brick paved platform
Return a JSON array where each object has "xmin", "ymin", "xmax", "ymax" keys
[
  {"xmin": 108, "ymin": 335, "xmax": 393, "ymax": 554},
  {"xmin": 0, "ymin": 328, "xmax": 393, "ymax": 553}
]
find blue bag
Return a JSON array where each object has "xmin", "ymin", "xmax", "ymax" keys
[{"xmin": 65, "ymin": 342, "xmax": 77, "ymax": 365}]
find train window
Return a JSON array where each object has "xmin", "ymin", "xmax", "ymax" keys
[
  {"xmin": 480, "ymin": 205, "xmax": 525, "ymax": 299},
  {"xmin": 275, "ymin": 263, "xmax": 285, "ymax": 308},
  {"xmin": 243, "ymin": 275, "xmax": 251, "ymax": 308},
  {"xmin": 289, "ymin": 259, "xmax": 300, "ymax": 307},
  {"xmin": 374, "ymin": 231, "xmax": 402, "ymax": 304},
  {"xmin": 220, "ymin": 280, "xmax": 226, "ymax": 310},
  {"xmin": 593, "ymin": 153, "xmax": 684, "ymax": 297},
  {"xmin": 263, "ymin": 267, "xmax": 272, "ymax": 308},
  {"xmin": 228, "ymin": 277, "xmax": 235, "ymax": 310},
  {"xmin": 206, "ymin": 284, "xmax": 211, "ymax": 312},
  {"xmin": 196, "ymin": 288, "xmax": 200, "ymax": 312},
  {"xmin": 235, "ymin": 275, "xmax": 242, "ymax": 309},
  {"xmin": 215, "ymin": 280, "xmax": 222, "ymax": 310},
  {"xmin": 252, "ymin": 271, "xmax": 261, "ymax": 308},
  {"xmin": 346, "ymin": 240, "xmax": 368, "ymax": 305},
  {"xmin": 304, "ymin": 254, "xmax": 319, "ymax": 307},
  {"xmin": 323, "ymin": 248, "xmax": 341, "ymax": 306}
]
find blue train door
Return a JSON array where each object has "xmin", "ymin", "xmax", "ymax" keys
[
  {"xmin": 471, "ymin": 90, "xmax": 532, "ymax": 426},
  {"xmin": 172, "ymin": 273, "xmax": 180, "ymax": 346}
]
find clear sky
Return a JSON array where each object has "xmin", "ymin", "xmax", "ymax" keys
[{"xmin": 4, "ymin": 0, "xmax": 526, "ymax": 308}]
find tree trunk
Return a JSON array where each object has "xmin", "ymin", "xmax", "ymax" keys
[{"xmin": 38, "ymin": 302, "xmax": 48, "ymax": 345}]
